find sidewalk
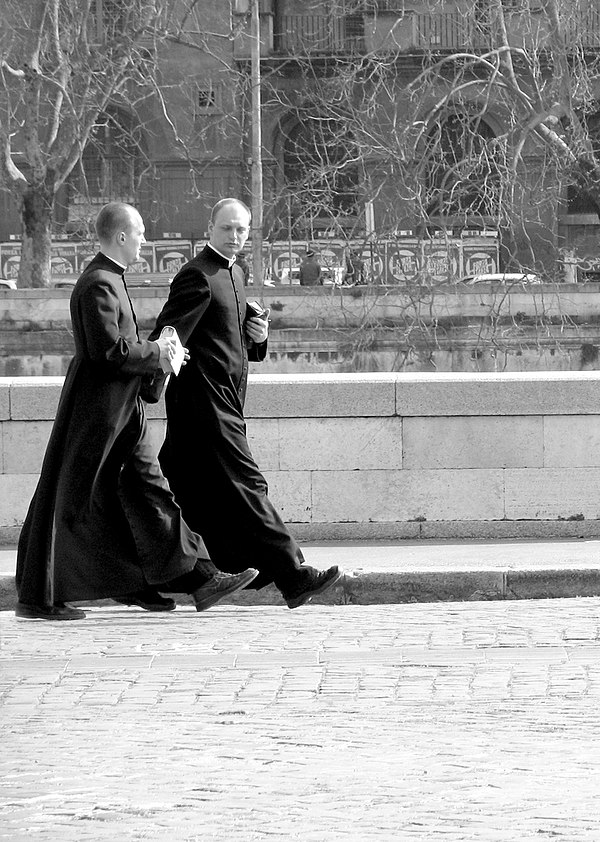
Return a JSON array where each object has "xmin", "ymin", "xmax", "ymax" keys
[
  {"xmin": 2, "ymin": 538, "xmax": 600, "ymax": 610},
  {"xmin": 2, "ymin": 597, "xmax": 600, "ymax": 840}
]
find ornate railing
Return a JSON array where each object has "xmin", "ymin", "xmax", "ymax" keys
[
  {"xmin": 274, "ymin": 15, "xmax": 365, "ymax": 54},
  {"xmin": 272, "ymin": 10, "xmax": 600, "ymax": 55}
]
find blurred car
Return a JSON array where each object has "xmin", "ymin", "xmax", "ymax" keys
[
  {"xmin": 126, "ymin": 275, "xmax": 173, "ymax": 287},
  {"xmin": 457, "ymin": 272, "xmax": 542, "ymax": 286},
  {"xmin": 49, "ymin": 278, "xmax": 77, "ymax": 289},
  {"xmin": 0, "ymin": 277, "xmax": 17, "ymax": 290}
]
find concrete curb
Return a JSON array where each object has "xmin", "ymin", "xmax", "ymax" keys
[
  {"xmin": 4, "ymin": 567, "xmax": 600, "ymax": 611},
  {"xmin": 3, "ymin": 521, "xmax": 600, "ymax": 546}
]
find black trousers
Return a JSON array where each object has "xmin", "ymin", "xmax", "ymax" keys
[{"xmin": 116, "ymin": 420, "xmax": 219, "ymax": 593}]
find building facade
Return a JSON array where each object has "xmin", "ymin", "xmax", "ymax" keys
[{"xmin": 2, "ymin": 0, "xmax": 600, "ymax": 282}]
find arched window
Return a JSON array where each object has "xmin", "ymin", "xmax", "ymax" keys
[
  {"xmin": 567, "ymin": 111, "xmax": 600, "ymax": 215},
  {"xmin": 424, "ymin": 112, "xmax": 498, "ymax": 221},
  {"xmin": 282, "ymin": 114, "xmax": 359, "ymax": 237},
  {"xmin": 71, "ymin": 107, "xmax": 144, "ymax": 208}
]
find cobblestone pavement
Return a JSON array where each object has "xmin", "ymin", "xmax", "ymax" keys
[{"xmin": 2, "ymin": 599, "xmax": 600, "ymax": 841}]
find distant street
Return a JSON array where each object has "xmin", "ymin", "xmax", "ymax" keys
[{"xmin": 2, "ymin": 598, "xmax": 600, "ymax": 840}]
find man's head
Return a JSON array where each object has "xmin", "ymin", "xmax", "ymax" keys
[
  {"xmin": 208, "ymin": 199, "xmax": 250, "ymax": 259},
  {"xmin": 95, "ymin": 202, "xmax": 145, "ymax": 267}
]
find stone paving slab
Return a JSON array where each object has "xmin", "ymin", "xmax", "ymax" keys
[
  {"xmin": 2, "ymin": 599, "xmax": 600, "ymax": 839},
  {"xmin": 4, "ymin": 539, "xmax": 600, "ymax": 609}
]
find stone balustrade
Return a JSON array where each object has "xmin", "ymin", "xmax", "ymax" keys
[{"xmin": 2, "ymin": 372, "xmax": 600, "ymax": 544}]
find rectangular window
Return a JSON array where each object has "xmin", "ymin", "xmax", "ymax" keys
[{"xmin": 196, "ymin": 84, "xmax": 222, "ymax": 115}]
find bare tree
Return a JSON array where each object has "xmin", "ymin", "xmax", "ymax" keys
[
  {"xmin": 260, "ymin": 0, "xmax": 600, "ymax": 275},
  {"xmin": 0, "ymin": 0, "xmax": 243, "ymax": 287}
]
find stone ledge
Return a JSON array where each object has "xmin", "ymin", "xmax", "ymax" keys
[
  {"xmin": 4, "ymin": 372, "xmax": 600, "ymax": 421},
  {"xmin": 3, "ymin": 519, "xmax": 598, "ymax": 547}
]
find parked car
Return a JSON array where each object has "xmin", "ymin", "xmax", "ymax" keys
[
  {"xmin": 0, "ymin": 277, "xmax": 17, "ymax": 290},
  {"xmin": 457, "ymin": 272, "xmax": 543, "ymax": 286},
  {"xmin": 49, "ymin": 278, "xmax": 77, "ymax": 289},
  {"xmin": 126, "ymin": 275, "xmax": 173, "ymax": 287}
]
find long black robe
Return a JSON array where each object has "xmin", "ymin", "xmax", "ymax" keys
[
  {"xmin": 16, "ymin": 253, "xmax": 209, "ymax": 605},
  {"xmin": 149, "ymin": 245, "xmax": 304, "ymax": 591}
]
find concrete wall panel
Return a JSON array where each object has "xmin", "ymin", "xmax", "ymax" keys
[
  {"xmin": 9, "ymin": 378, "xmax": 63, "ymax": 420},
  {"xmin": 2, "ymin": 421, "xmax": 53, "ymax": 473},
  {"xmin": 0, "ymin": 474, "xmax": 38, "ymax": 527},
  {"xmin": 246, "ymin": 375, "xmax": 396, "ymax": 418},
  {"xmin": 544, "ymin": 416, "xmax": 600, "ymax": 467},
  {"xmin": 278, "ymin": 417, "xmax": 402, "ymax": 471},
  {"xmin": 395, "ymin": 372, "xmax": 600, "ymax": 417},
  {"xmin": 504, "ymin": 468, "xmax": 600, "ymax": 520},
  {"xmin": 262, "ymin": 470, "xmax": 312, "ymax": 522},
  {"xmin": 246, "ymin": 419, "xmax": 280, "ymax": 470},
  {"xmin": 404, "ymin": 416, "xmax": 543, "ymax": 468},
  {"xmin": 312, "ymin": 469, "xmax": 505, "ymax": 522}
]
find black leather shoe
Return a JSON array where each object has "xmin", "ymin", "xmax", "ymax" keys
[
  {"xmin": 15, "ymin": 601, "xmax": 86, "ymax": 620},
  {"xmin": 114, "ymin": 588, "xmax": 176, "ymax": 612},
  {"xmin": 283, "ymin": 566, "xmax": 344, "ymax": 609},
  {"xmin": 193, "ymin": 568, "xmax": 259, "ymax": 612}
]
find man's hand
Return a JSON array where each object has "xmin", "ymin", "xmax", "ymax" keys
[
  {"xmin": 156, "ymin": 336, "xmax": 177, "ymax": 368},
  {"xmin": 245, "ymin": 308, "xmax": 270, "ymax": 344}
]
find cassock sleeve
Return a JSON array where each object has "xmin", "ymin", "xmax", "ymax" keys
[
  {"xmin": 248, "ymin": 338, "xmax": 268, "ymax": 362},
  {"xmin": 244, "ymin": 300, "xmax": 268, "ymax": 362},
  {"xmin": 79, "ymin": 278, "xmax": 159, "ymax": 374},
  {"xmin": 149, "ymin": 266, "xmax": 211, "ymax": 346}
]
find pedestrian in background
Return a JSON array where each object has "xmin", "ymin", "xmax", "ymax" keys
[
  {"xmin": 148, "ymin": 198, "xmax": 342, "ymax": 609},
  {"xmin": 16, "ymin": 202, "xmax": 257, "ymax": 620},
  {"xmin": 344, "ymin": 248, "xmax": 365, "ymax": 286},
  {"xmin": 235, "ymin": 250, "xmax": 251, "ymax": 284},
  {"xmin": 299, "ymin": 249, "xmax": 322, "ymax": 286}
]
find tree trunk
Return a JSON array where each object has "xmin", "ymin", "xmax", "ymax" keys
[{"xmin": 18, "ymin": 182, "xmax": 54, "ymax": 288}]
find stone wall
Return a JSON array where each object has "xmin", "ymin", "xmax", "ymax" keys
[
  {"xmin": 3, "ymin": 284, "xmax": 600, "ymax": 375},
  {"xmin": 2, "ymin": 372, "xmax": 600, "ymax": 544}
]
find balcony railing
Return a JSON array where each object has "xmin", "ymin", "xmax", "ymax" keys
[
  {"xmin": 274, "ymin": 15, "xmax": 365, "ymax": 55},
  {"xmin": 266, "ymin": 10, "xmax": 600, "ymax": 57}
]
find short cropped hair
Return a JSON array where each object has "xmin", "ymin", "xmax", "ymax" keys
[
  {"xmin": 95, "ymin": 202, "xmax": 138, "ymax": 242},
  {"xmin": 210, "ymin": 198, "xmax": 251, "ymax": 223}
]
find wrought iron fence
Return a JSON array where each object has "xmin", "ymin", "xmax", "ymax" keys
[{"xmin": 273, "ymin": 9, "xmax": 600, "ymax": 54}]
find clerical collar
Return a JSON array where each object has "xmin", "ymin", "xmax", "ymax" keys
[
  {"xmin": 100, "ymin": 252, "xmax": 127, "ymax": 274},
  {"xmin": 207, "ymin": 243, "xmax": 236, "ymax": 269}
]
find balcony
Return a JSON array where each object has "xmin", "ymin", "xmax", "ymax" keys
[
  {"xmin": 233, "ymin": 7, "xmax": 600, "ymax": 59},
  {"xmin": 366, "ymin": 7, "xmax": 600, "ymax": 54},
  {"xmin": 273, "ymin": 14, "xmax": 365, "ymax": 55}
]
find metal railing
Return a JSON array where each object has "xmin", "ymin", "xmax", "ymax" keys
[
  {"xmin": 274, "ymin": 15, "xmax": 365, "ymax": 55},
  {"xmin": 272, "ymin": 10, "xmax": 600, "ymax": 55}
]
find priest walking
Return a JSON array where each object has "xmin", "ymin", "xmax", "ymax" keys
[
  {"xmin": 149, "ymin": 198, "xmax": 342, "ymax": 609},
  {"xmin": 16, "ymin": 202, "xmax": 257, "ymax": 620}
]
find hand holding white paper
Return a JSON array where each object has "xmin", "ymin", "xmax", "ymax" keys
[{"xmin": 159, "ymin": 325, "xmax": 185, "ymax": 375}]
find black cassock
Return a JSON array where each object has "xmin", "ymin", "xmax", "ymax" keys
[
  {"xmin": 149, "ymin": 245, "xmax": 304, "ymax": 590},
  {"xmin": 16, "ymin": 253, "xmax": 208, "ymax": 606}
]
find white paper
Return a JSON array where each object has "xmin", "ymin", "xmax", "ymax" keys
[{"xmin": 159, "ymin": 325, "xmax": 185, "ymax": 375}]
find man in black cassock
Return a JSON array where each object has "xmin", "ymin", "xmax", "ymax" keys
[
  {"xmin": 15, "ymin": 202, "xmax": 257, "ymax": 620},
  {"xmin": 148, "ymin": 198, "xmax": 342, "ymax": 609}
]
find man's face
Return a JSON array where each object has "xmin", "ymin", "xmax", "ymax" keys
[
  {"xmin": 122, "ymin": 211, "xmax": 146, "ymax": 266},
  {"xmin": 209, "ymin": 203, "xmax": 250, "ymax": 259}
]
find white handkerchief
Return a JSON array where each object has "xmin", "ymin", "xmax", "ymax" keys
[{"xmin": 159, "ymin": 325, "xmax": 185, "ymax": 375}]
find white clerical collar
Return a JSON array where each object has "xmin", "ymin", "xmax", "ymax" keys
[
  {"xmin": 207, "ymin": 243, "xmax": 236, "ymax": 269},
  {"xmin": 100, "ymin": 252, "xmax": 128, "ymax": 272}
]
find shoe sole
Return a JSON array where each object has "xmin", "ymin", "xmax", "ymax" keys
[
  {"xmin": 286, "ymin": 568, "xmax": 344, "ymax": 609},
  {"xmin": 14, "ymin": 603, "xmax": 86, "ymax": 621},
  {"xmin": 195, "ymin": 569, "xmax": 259, "ymax": 612},
  {"xmin": 113, "ymin": 599, "xmax": 176, "ymax": 612}
]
